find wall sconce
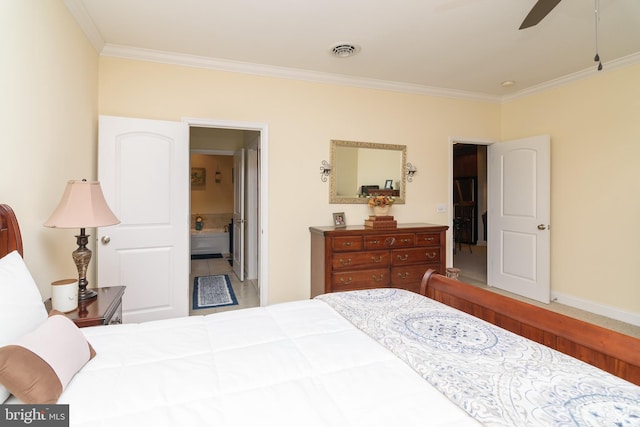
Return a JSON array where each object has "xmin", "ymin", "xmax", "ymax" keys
[
  {"xmin": 320, "ymin": 160, "xmax": 332, "ymax": 182},
  {"xmin": 406, "ymin": 163, "xmax": 417, "ymax": 182}
]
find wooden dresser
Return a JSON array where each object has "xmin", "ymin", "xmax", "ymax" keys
[{"xmin": 310, "ymin": 223, "xmax": 448, "ymax": 297}]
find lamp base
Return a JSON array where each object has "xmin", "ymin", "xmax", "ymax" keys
[{"xmin": 79, "ymin": 287, "xmax": 97, "ymax": 301}]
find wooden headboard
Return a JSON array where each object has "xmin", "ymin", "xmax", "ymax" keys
[
  {"xmin": 0, "ymin": 204, "xmax": 23, "ymax": 258},
  {"xmin": 420, "ymin": 269, "xmax": 640, "ymax": 385}
]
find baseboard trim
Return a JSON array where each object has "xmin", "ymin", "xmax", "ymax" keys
[{"xmin": 551, "ymin": 291, "xmax": 640, "ymax": 328}]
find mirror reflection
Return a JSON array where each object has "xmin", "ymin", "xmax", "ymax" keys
[{"xmin": 329, "ymin": 140, "xmax": 406, "ymax": 204}]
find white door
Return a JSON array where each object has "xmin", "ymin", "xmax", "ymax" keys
[
  {"xmin": 97, "ymin": 115, "xmax": 189, "ymax": 322},
  {"xmin": 232, "ymin": 149, "xmax": 245, "ymax": 281},
  {"xmin": 487, "ymin": 135, "xmax": 550, "ymax": 303},
  {"xmin": 245, "ymin": 146, "xmax": 259, "ymax": 280}
]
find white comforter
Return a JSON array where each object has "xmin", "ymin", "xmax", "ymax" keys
[{"xmin": 56, "ymin": 299, "xmax": 479, "ymax": 427}]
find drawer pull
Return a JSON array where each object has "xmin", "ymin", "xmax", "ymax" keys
[
  {"xmin": 425, "ymin": 251, "xmax": 436, "ymax": 259},
  {"xmin": 423, "ymin": 237, "xmax": 435, "ymax": 242},
  {"xmin": 372, "ymin": 274, "xmax": 385, "ymax": 282},
  {"xmin": 385, "ymin": 237, "xmax": 396, "ymax": 246},
  {"xmin": 342, "ymin": 241, "xmax": 353, "ymax": 247},
  {"xmin": 340, "ymin": 277, "xmax": 353, "ymax": 284},
  {"xmin": 400, "ymin": 238, "xmax": 411, "ymax": 243},
  {"xmin": 371, "ymin": 255, "xmax": 384, "ymax": 263},
  {"xmin": 397, "ymin": 254, "xmax": 409, "ymax": 261},
  {"xmin": 397, "ymin": 272, "xmax": 410, "ymax": 279},
  {"xmin": 339, "ymin": 258, "xmax": 352, "ymax": 266},
  {"xmin": 369, "ymin": 239, "xmax": 380, "ymax": 245}
]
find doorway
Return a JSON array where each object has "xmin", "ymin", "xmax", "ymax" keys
[
  {"xmin": 451, "ymin": 141, "xmax": 488, "ymax": 286},
  {"xmin": 185, "ymin": 117, "xmax": 269, "ymax": 311},
  {"xmin": 188, "ymin": 126, "xmax": 260, "ymax": 313}
]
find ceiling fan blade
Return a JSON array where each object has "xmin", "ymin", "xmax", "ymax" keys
[{"xmin": 519, "ymin": 0, "xmax": 562, "ymax": 29}]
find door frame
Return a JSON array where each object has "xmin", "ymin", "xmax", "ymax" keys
[
  {"xmin": 184, "ymin": 117, "xmax": 269, "ymax": 306},
  {"xmin": 448, "ymin": 136, "xmax": 495, "ymax": 272}
]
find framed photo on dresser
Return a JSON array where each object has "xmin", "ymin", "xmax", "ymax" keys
[{"xmin": 332, "ymin": 212, "xmax": 346, "ymax": 227}]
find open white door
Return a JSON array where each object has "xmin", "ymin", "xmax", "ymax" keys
[
  {"xmin": 97, "ymin": 115, "xmax": 189, "ymax": 322},
  {"xmin": 488, "ymin": 135, "xmax": 550, "ymax": 303},
  {"xmin": 232, "ymin": 149, "xmax": 245, "ymax": 281}
]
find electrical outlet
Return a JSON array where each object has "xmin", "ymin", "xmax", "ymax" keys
[{"xmin": 436, "ymin": 203, "xmax": 447, "ymax": 213}]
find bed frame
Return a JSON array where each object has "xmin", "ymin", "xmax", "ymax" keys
[
  {"xmin": 0, "ymin": 204, "xmax": 22, "ymax": 257},
  {"xmin": 420, "ymin": 269, "xmax": 640, "ymax": 385},
  {"xmin": 2, "ymin": 204, "xmax": 639, "ymax": 385}
]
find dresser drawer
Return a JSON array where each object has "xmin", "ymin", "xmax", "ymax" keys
[
  {"xmin": 364, "ymin": 233, "xmax": 414, "ymax": 249},
  {"xmin": 332, "ymin": 250, "xmax": 389, "ymax": 271},
  {"xmin": 391, "ymin": 247, "xmax": 441, "ymax": 265},
  {"xmin": 416, "ymin": 232, "xmax": 441, "ymax": 247},
  {"xmin": 331, "ymin": 268, "xmax": 390, "ymax": 291},
  {"xmin": 332, "ymin": 236, "xmax": 363, "ymax": 252}
]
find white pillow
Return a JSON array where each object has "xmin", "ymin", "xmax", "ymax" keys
[{"xmin": 0, "ymin": 250, "xmax": 48, "ymax": 402}]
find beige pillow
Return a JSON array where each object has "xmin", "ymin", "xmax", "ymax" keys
[{"xmin": 0, "ymin": 312, "xmax": 95, "ymax": 404}]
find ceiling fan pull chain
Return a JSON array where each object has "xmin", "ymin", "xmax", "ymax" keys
[{"xmin": 594, "ymin": 0, "xmax": 603, "ymax": 70}]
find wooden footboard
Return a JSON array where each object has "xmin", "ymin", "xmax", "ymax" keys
[{"xmin": 420, "ymin": 270, "xmax": 640, "ymax": 385}]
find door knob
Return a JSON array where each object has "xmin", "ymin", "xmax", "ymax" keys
[
  {"xmin": 101, "ymin": 236, "xmax": 111, "ymax": 245},
  {"xmin": 537, "ymin": 224, "xmax": 547, "ymax": 230}
]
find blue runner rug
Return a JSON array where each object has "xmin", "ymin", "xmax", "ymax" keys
[
  {"xmin": 193, "ymin": 274, "xmax": 238, "ymax": 309},
  {"xmin": 191, "ymin": 253, "xmax": 223, "ymax": 260}
]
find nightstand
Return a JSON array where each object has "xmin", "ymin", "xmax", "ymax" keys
[{"xmin": 45, "ymin": 286, "xmax": 125, "ymax": 328}]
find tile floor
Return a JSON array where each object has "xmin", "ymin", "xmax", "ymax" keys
[
  {"xmin": 189, "ymin": 255, "xmax": 259, "ymax": 316},
  {"xmin": 453, "ymin": 244, "xmax": 640, "ymax": 339}
]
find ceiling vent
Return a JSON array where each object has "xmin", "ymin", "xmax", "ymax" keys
[{"xmin": 330, "ymin": 44, "xmax": 361, "ymax": 58}]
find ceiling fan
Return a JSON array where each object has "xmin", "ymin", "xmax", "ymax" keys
[
  {"xmin": 520, "ymin": 0, "xmax": 604, "ymax": 70},
  {"xmin": 519, "ymin": 0, "xmax": 562, "ymax": 29}
]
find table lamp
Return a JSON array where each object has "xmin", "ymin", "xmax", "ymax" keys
[{"xmin": 44, "ymin": 180, "xmax": 120, "ymax": 301}]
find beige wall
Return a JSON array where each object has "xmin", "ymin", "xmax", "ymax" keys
[
  {"xmin": 0, "ymin": 0, "xmax": 99, "ymax": 299},
  {"xmin": 98, "ymin": 56, "xmax": 501, "ymax": 303},
  {"xmin": 501, "ymin": 64, "xmax": 640, "ymax": 314},
  {"xmin": 4, "ymin": 1, "xmax": 638, "ymax": 320}
]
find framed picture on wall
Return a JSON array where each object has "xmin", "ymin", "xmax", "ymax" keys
[
  {"xmin": 191, "ymin": 168, "xmax": 206, "ymax": 187},
  {"xmin": 332, "ymin": 212, "xmax": 346, "ymax": 228}
]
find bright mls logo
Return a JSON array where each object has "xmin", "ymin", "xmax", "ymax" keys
[{"xmin": 1, "ymin": 405, "xmax": 69, "ymax": 426}]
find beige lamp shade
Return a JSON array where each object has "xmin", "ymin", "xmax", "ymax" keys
[{"xmin": 44, "ymin": 180, "xmax": 120, "ymax": 228}]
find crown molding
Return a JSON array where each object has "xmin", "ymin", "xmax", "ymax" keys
[
  {"xmin": 66, "ymin": 0, "xmax": 639, "ymax": 105},
  {"xmin": 502, "ymin": 51, "xmax": 640, "ymax": 102},
  {"xmin": 64, "ymin": 0, "xmax": 105, "ymax": 52},
  {"xmin": 100, "ymin": 44, "xmax": 502, "ymax": 103},
  {"xmin": 99, "ymin": 44, "xmax": 640, "ymax": 104}
]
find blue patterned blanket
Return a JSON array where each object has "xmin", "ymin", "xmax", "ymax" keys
[{"xmin": 316, "ymin": 289, "xmax": 640, "ymax": 426}]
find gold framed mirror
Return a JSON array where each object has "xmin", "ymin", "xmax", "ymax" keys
[{"xmin": 329, "ymin": 139, "xmax": 406, "ymax": 204}]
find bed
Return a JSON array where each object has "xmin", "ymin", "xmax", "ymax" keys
[{"xmin": 1, "ymin": 203, "xmax": 640, "ymax": 426}]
